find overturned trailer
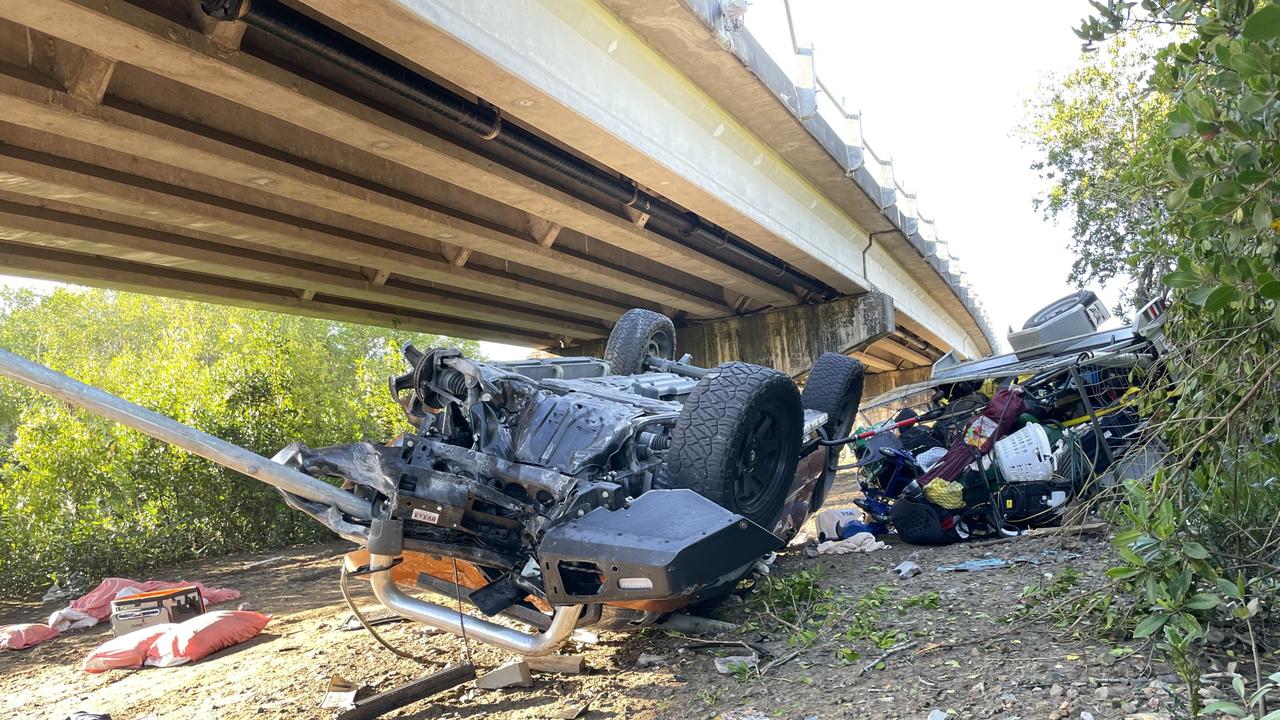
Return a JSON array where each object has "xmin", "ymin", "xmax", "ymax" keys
[{"xmin": 0, "ymin": 309, "xmax": 866, "ymax": 655}]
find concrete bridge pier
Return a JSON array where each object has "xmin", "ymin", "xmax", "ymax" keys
[{"xmin": 568, "ymin": 292, "xmax": 895, "ymax": 378}]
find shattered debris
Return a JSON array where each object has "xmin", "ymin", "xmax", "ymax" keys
[{"xmin": 474, "ymin": 661, "xmax": 533, "ymax": 690}]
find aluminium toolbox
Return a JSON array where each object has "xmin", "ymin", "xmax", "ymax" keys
[{"xmin": 109, "ymin": 586, "xmax": 205, "ymax": 636}]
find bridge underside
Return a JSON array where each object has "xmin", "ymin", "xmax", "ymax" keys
[{"xmin": 0, "ymin": 0, "xmax": 980, "ymax": 380}]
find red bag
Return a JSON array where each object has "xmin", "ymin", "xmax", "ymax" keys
[
  {"xmin": 145, "ymin": 611, "xmax": 272, "ymax": 667},
  {"xmin": 0, "ymin": 623, "xmax": 59, "ymax": 650},
  {"xmin": 82, "ymin": 624, "xmax": 175, "ymax": 673}
]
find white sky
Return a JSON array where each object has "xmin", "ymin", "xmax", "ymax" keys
[{"xmin": 2, "ymin": 0, "xmax": 1115, "ymax": 361}]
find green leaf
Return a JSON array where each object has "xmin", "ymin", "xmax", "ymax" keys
[
  {"xmin": 1231, "ymin": 52, "xmax": 1266, "ymax": 76},
  {"xmin": 1106, "ymin": 566, "xmax": 1144, "ymax": 580},
  {"xmin": 1183, "ymin": 541, "xmax": 1210, "ymax": 559},
  {"xmin": 1257, "ymin": 201, "xmax": 1276, "ymax": 232},
  {"xmin": 1238, "ymin": 169, "xmax": 1270, "ymax": 185},
  {"xmin": 1261, "ymin": 280, "xmax": 1280, "ymax": 299},
  {"xmin": 1217, "ymin": 577, "xmax": 1245, "ymax": 600},
  {"xmin": 1204, "ymin": 284, "xmax": 1237, "ymax": 312},
  {"xmin": 1243, "ymin": 4, "xmax": 1280, "ymax": 40},
  {"xmin": 1238, "ymin": 93, "xmax": 1269, "ymax": 115},
  {"xmin": 1170, "ymin": 146, "xmax": 1191, "ymax": 179},
  {"xmin": 1163, "ymin": 270, "xmax": 1201, "ymax": 288},
  {"xmin": 1185, "ymin": 592, "xmax": 1220, "ymax": 610},
  {"xmin": 1188, "ymin": 286, "xmax": 1215, "ymax": 306},
  {"xmin": 1202, "ymin": 700, "xmax": 1247, "ymax": 717},
  {"xmin": 1133, "ymin": 613, "xmax": 1170, "ymax": 638}
]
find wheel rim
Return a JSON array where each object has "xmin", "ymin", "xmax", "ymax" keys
[
  {"xmin": 733, "ymin": 399, "xmax": 789, "ymax": 517},
  {"xmin": 645, "ymin": 330, "xmax": 673, "ymax": 361}
]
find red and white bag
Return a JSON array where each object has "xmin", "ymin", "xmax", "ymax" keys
[
  {"xmin": 82, "ymin": 624, "xmax": 176, "ymax": 673},
  {"xmin": 145, "ymin": 611, "xmax": 272, "ymax": 667},
  {"xmin": 0, "ymin": 623, "xmax": 59, "ymax": 651}
]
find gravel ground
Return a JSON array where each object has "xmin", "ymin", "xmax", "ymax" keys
[{"xmin": 0, "ymin": 477, "xmax": 1194, "ymax": 720}]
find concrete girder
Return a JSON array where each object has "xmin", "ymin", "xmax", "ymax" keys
[
  {"xmin": 871, "ymin": 337, "xmax": 933, "ymax": 367},
  {"xmin": 0, "ymin": 200, "xmax": 607, "ymax": 340},
  {"xmin": 0, "ymin": 75, "xmax": 725, "ymax": 318},
  {"xmin": 291, "ymin": 0, "xmax": 985, "ymax": 357},
  {"xmin": 0, "ymin": 147, "xmax": 627, "ymax": 325},
  {"xmin": 0, "ymin": 0, "xmax": 794, "ymax": 310},
  {"xmin": 675, "ymin": 293, "xmax": 895, "ymax": 377},
  {"xmin": 850, "ymin": 351, "xmax": 898, "ymax": 373},
  {"xmin": 0, "ymin": 241, "xmax": 557, "ymax": 346}
]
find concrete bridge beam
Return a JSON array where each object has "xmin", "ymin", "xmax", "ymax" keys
[{"xmin": 570, "ymin": 293, "xmax": 894, "ymax": 378}]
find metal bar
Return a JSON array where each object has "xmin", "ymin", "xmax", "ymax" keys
[
  {"xmin": 369, "ymin": 552, "xmax": 583, "ymax": 656},
  {"xmin": 1067, "ymin": 364, "xmax": 1117, "ymax": 469},
  {"xmin": 0, "ymin": 346, "xmax": 372, "ymax": 519},
  {"xmin": 335, "ymin": 663, "xmax": 476, "ymax": 720}
]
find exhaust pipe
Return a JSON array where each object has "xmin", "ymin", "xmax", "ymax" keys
[
  {"xmin": 366, "ymin": 552, "xmax": 582, "ymax": 656},
  {"xmin": 0, "ymin": 347, "xmax": 372, "ymax": 520}
]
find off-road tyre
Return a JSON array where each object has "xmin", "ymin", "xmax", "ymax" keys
[
  {"xmin": 664, "ymin": 362, "xmax": 802, "ymax": 529},
  {"xmin": 801, "ymin": 352, "xmax": 865, "ymax": 440},
  {"xmin": 603, "ymin": 308, "xmax": 676, "ymax": 375}
]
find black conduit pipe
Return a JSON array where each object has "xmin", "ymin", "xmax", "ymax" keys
[{"xmin": 201, "ymin": 0, "xmax": 835, "ymax": 301}]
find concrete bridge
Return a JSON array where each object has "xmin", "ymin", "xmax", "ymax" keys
[{"xmin": 0, "ymin": 0, "xmax": 995, "ymax": 387}]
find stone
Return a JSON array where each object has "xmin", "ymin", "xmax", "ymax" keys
[
  {"xmin": 1050, "ymin": 684, "xmax": 1064, "ymax": 698},
  {"xmin": 474, "ymin": 661, "xmax": 533, "ymax": 690}
]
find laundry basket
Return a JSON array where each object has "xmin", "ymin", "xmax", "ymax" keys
[{"xmin": 993, "ymin": 423, "xmax": 1053, "ymax": 483}]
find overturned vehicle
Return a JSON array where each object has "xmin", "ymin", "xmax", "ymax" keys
[{"xmin": 0, "ymin": 308, "xmax": 864, "ymax": 656}]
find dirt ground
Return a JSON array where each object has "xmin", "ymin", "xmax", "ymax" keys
[{"xmin": 1, "ymin": 477, "xmax": 1187, "ymax": 720}]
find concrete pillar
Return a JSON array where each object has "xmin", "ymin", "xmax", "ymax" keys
[{"xmin": 562, "ymin": 292, "xmax": 894, "ymax": 378}]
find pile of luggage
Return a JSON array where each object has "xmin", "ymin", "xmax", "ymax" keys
[{"xmin": 849, "ymin": 291, "xmax": 1171, "ymax": 545}]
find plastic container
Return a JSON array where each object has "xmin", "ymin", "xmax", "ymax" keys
[{"xmin": 993, "ymin": 423, "xmax": 1053, "ymax": 483}]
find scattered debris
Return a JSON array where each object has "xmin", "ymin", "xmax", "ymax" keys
[
  {"xmin": 817, "ymin": 532, "xmax": 889, "ymax": 555},
  {"xmin": 681, "ymin": 638, "xmax": 772, "ymax": 657},
  {"xmin": 42, "ymin": 581, "xmax": 75, "ymax": 603},
  {"xmin": 636, "ymin": 653, "xmax": 666, "ymax": 668},
  {"xmin": 714, "ymin": 654, "xmax": 759, "ymax": 674},
  {"xmin": 926, "ymin": 711, "xmax": 948, "ymax": 720},
  {"xmin": 474, "ymin": 661, "xmax": 533, "ymax": 690},
  {"xmin": 242, "ymin": 556, "xmax": 286, "ymax": 569},
  {"xmin": 319, "ymin": 675, "xmax": 361, "ymax": 710},
  {"xmin": 659, "ymin": 613, "xmax": 738, "ymax": 635},
  {"xmin": 936, "ymin": 558, "xmax": 1009, "ymax": 572},
  {"xmin": 859, "ymin": 640, "xmax": 919, "ymax": 675},
  {"xmin": 339, "ymin": 613, "xmax": 408, "ymax": 633},
  {"xmin": 892, "ymin": 560, "xmax": 923, "ymax": 579},
  {"xmin": 335, "ymin": 664, "xmax": 476, "ymax": 720},
  {"xmin": 569, "ymin": 629, "xmax": 599, "ymax": 645},
  {"xmin": 968, "ymin": 522, "xmax": 1108, "ymax": 547},
  {"xmin": 524, "ymin": 654, "xmax": 585, "ymax": 674}
]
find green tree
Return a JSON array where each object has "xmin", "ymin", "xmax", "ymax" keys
[
  {"xmin": 0, "ymin": 288, "xmax": 479, "ymax": 596},
  {"xmin": 1022, "ymin": 31, "xmax": 1177, "ymax": 309},
  {"xmin": 1037, "ymin": 2, "xmax": 1280, "ymax": 715}
]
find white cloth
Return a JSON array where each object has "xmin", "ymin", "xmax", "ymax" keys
[
  {"xmin": 814, "ymin": 507, "xmax": 869, "ymax": 542},
  {"xmin": 816, "ymin": 532, "xmax": 888, "ymax": 555},
  {"xmin": 47, "ymin": 607, "xmax": 98, "ymax": 632}
]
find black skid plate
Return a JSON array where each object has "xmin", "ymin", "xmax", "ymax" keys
[{"xmin": 537, "ymin": 489, "xmax": 781, "ymax": 604}]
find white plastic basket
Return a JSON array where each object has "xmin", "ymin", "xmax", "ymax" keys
[{"xmin": 993, "ymin": 423, "xmax": 1053, "ymax": 483}]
